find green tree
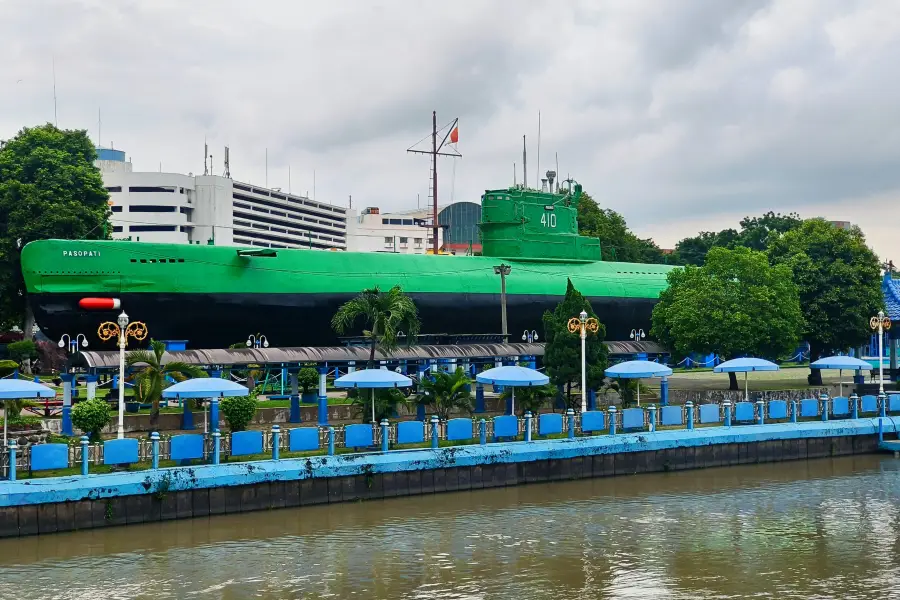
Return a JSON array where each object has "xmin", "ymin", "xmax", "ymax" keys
[
  {"xmin": 416, "ymin": 367, "xmax": 474, "ymax": 421},
  {"xmin": 541, "ymin": 279, "xmax": 609, "ymax": 409},
  {"xmin": 500, "ymin": 383, "xmax": 555, "ymax": 416},
  {"xmin": 297, "ymin": 367, "xmax": 319, "ymax": 396},
  {"xmin": 577, "ymin": 191, "xmax": 666, "ymax": 263},
  {"xmin": 71, "ymin": 398, "xmax": 111, "ymax": 442},
  {"xmin": 125, "ymin": 339, "xmax": 206, "ymax": 428},
  {"xmin": 0, "ymin": 124, "xmax": 110, "ymax": 337},
  {"xmin": 331, "ymin": 285, "xmax": 421, "ymax": 368},
  {"xmin": 671, "ymin": 211, "xmax": 801, "ymax": 266},
  {"xmin": 767, "ymin": 219, "xmax": 883, "ymax": 384},
  {"xmin": 652, "ymin": 246, "xmax": 803, "ymax": 390},
  {"xmin": 671, "ymin": 229, "xmax": 739, "ymax": 266},
  {"xmin": 221, "ymin": 393, "xmax": 258, "ymax": 432}
]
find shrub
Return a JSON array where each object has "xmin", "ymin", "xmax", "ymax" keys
[
  {"xmin": 221, "ymin": 393, "xmax": 258, "ymax": 431},
  {"xmin": 6, "ymin": 340, "xmax": 38, "ymax": 365},
  {"xmin": 351, "ymin": 387, "xmax": 407, "ymax": 424},
  {"xmin": 297, "ymin": 367, "xmax": 319, "ymax": 394},
  {"xmin": 0, "ymin": 359, "xmax": 18, "ymax": 377},
  {"xmin": 71, "ymin": 398, "xmax": 112, "ymax": 442}
]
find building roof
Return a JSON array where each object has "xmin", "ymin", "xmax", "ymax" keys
[{"xmin": 884, "ymin": 273, "xmax": 900, "ymax": 320}]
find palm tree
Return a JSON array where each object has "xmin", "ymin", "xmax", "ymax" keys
[
  {"xmin": 501, "ymin": 383, "xmax": 555, "ymax": 416},
  {"xmin": 416, "ymin": 367, "xmax": 474, "ymax": 421},
  {"xmin": 331, "ymin": 285, "xmax": 421, "ymax": 368},
  {"xmin": 126, "ymin": 339, "xmax": 206, "ymax": 428}
]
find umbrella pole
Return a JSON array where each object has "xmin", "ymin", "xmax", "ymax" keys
[
  {"xmin": 637, "ymin": 380, "xmax": 640, "ymax": 407},
  {"xmin": 839, "ymin": 370, "xmax": 842, "ymax": 397},
  {"xmin": 204, "ymin": 398, "xmax": 209, "ymax": 435},
  {"xmin": 3, "ymin": 407, "xmax": 6, "ymax": 448},
  {"xmin": 511, "ymin": 387, "xmax": 515, "ymax": 416},
  {"xmin": 745, "ymin": 372, "xmax": 748, "ymax": 403},
  {"xmin": 371, "ymin": 388, "xmax": 375, "ymax": 424}
]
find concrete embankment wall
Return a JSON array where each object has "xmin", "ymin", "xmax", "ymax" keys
[{"xmin": 1, "ymin": 419, "xmax": 894, "ymax": 538}]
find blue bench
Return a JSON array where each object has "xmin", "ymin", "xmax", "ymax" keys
[
  {"xmin": 344, "ymin": 424, "xmax": 373, "ymax": 448},
  {"xmin": 446, "ymin": 418, "xmax": 474, "ymax": 441},
  {"xmin": 288, "ymin": 427, "xmax": 319, "ymax": 452},
  {"xmin": 170, "ymin": 434, "xmax": 204, "ymax": 461},
  {"xmin": 538, "ymin": 413, "xmax": 563, "ymax": 436},
  {"xmin": 397, "ymin": 421, "xmax": 425, "ymax": 444},
  {"xmin": 580, "ymin": 411, "xmax": 605, "ymax": 433},
  {"xmin": 30, "ymin": 444, "xmax": 69, "ymax": 471},
  {"xmin": 231, "ymin": 430, "xmax": 264, "ymax": 456}
]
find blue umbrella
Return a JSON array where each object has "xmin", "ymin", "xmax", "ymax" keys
[
  {"xmin": 335, "ymin": 369, "xmax": 413, "ymax": 423},
  {"xmin": 810, "ymin": 356, "xmax": 872, "ymax": 396},
  {"xmin": 163, "ymin": 377, "xmax": 250, "ymax": 433},
  {"xmin": 605, "ymin": 360, "xmax": 673, "ymax": 406},
  {"xmin": 0, "ymin": 379, "xmax": 56, "ymax": 447},
  {"xmin": 713, "ymin": 357, "xmax": 779, "ymax": 401},
  {"xmin": 477, "ymin": 366, "xmax": 549, "ymax": 415},
  {"xmin": 162, "ymin": 377, "xmax": 250, "ymax": 398}
]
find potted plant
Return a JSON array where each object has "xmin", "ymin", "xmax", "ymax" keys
[{"xmin": 298, "ymin": 367, "xmax": 319, "ymax": 403}]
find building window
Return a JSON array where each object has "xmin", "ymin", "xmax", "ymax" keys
[
  {"xmin": 382, "ymin": 218, "xmax": 389, "ymax": 224},
  {"xmin": 399, "ymin": 237, "xmax": 408, "ymax": 249},
  {"xmin": 402, "ymin": 219, "xmax": 413, "ymax": 225},
  {"xmin": 414, "ymin": 238, "xmax": 423, "ymax": 247},
  {"xmin": 110, "ymin": 206, "xmax": 122, "ymax": 213},
  {"xmin": 105, "ymin": 186, "xmax": 122, "ymax": 193},
  {"xmin": 389, "ymin": 219, "xmax": 402, "ymax": 225},
  {"xmin": 129, "ymin": 225, "xmax": 177, "ymax": 232},
  {"xmin": 384, "ymin": 237, "xmax": 393, "ymax": 248},
  {"xmin": 129, "ymin": 205, "xmax": 177, "ymax": 213},
  {"xmin": 128, "ymin": 186, "xmax": 176, "ymax": 193},
  {"xmin": 112, "ymin": 226, "xmax": 123, "ymax": 233}
]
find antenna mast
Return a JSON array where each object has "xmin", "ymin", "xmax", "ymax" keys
[
  {"xmin": 407, "ymin": 111, "xmax": 461, "ymax": 255},
  {"xmin": 224, "ymin": 146, "xmax": 231, "ymax": 178},
  {"xmin": 536, "ymin": 111, "xmax": 541, "ymax": 188},
  {"xmin": 204, "ymin": 140, "xmax": 208, "ymax": 175}
]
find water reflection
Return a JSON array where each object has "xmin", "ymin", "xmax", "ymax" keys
[{"xmin": 0, "ymin": 456, "xmax": 898, "ymax": 599}]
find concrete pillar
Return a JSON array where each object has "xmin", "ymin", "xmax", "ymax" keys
[
  {"xmin": 479, "ymin": 419, "xmax": 487, "ymax": 444},
  {"xmin": 724, "ymin": 400, "xmax": 732, "ymax": 427},
  {"xmin": 289, "ymin": 371, "xmax": 301, "ymax": 423},
  {"xmin": 80, "ymin": 436, "xmax": 90, "ymax": 476},
  {"xmin": 528, "ymin": 355, "xmax": 537, "ymax": 370},
  {"xmin": 182, "ymin": 398, "xmax": 194, "ymax": 430},
  {"xmin": 820, "ymin": 393, "xmax": 829, "ymax": 422},
  {"xmin": 317, "ymin": 366, "xmax": 329, "ymax": 426},
  {"xmin": 272, "ymin": 425, "xmax": 281, "ymax": 460},
  {"xmin": 608, "ymin": 406, "xmax": 617, "ymax": 435},
  {"xmin": 524, "ymin": 411, "xmax": 533, "ymax": 442},
  {"xmin": 151, "ymin": 432, "xmax": 160, "ymax": 469},
  {"xmin": 567, "ymin": 408, "xmax": 576, "ymax": 438},
  {"xmin": 648, "ymin": 405, "xmax": 657, "ymax": 432},
  {"xmin": 209, "ymin": 398, "xmax": 220, "ymax": 432},
  {"xmin": 850, "ymin": 393, "xmax": 859, "ymax": 419},
  {"xmin": 686, "ymin": 401, "xmax": 694, "ymax": 430},
  {"xmin": 212, "ymin": 431, "xmax": 221, "ymax": 464},
  {"xmin": 494, "ymin": 357, "xmax": 503, "ymax": 394},
  {"xmin": 61, "ymin": 373, "xmax": 74, "ymax": 436},
  {"xmin": 756, "ymin": 399, "xmax": 765, "ymax": 425},
  {"xmin": 85, "ymin": 374, "xmax": 98, "ymax": 400},
  {"xmin": 660, "ymin": 377, "xmax": 669, "ymax": 406},
  {"xmin": 348, "ymin": 361, "xmax": 356, "ymax": 375},
  {"xmin": 474, "ymin": 382, "xmax": 485, "ymax": 414},
  {"xmin": 7, "ymin": 441, "xmax": 16, "ymax": 481},
  {"xmin": 587, "ymin": 388, "xmax": 597, "ymax": 412}
]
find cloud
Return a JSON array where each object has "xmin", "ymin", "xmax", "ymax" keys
[{"xmin": 1, "ymin": 0, "xmax": 898, "ymax": 259}]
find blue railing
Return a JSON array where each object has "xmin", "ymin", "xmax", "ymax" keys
[{"xmin": 3, "ymin": 392, "xmax": 899, "ymax": 480}]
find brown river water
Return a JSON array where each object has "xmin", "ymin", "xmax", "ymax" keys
[{"xmin": 0, "ymin": 455, "xmax": 898, "ymax": 599}]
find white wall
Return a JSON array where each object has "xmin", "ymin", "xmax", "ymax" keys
[
  {"xmin": 192, "ymin": 175, "xmax": 234, "ymax": 246},
  {"xmin": 103, "ymin": 172, "xmax": 196, "ymax": 244},
  {"xmin": 347, "ymin": 210, "xmax": 442, "ymax": 254}
]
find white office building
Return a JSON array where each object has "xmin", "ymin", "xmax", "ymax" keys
[
  {"xmin": 95, "ymin": 148, "xmax": 349, "ymax": 250},
  {"xmin": 346, "ymin": 207, "xmax": 444, "ymax": 254}
]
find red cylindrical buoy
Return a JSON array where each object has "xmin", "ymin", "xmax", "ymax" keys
[{"xmin": 78, "ymin": 297, "xmax": 121, "ymax": 310}]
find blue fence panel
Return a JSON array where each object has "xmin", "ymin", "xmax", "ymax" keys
[
  {"xmin": 397, "ymin": 421, "xmax": 425, "ymax": 445},
  {"xmin": 288, "ymin": 427, "xmax": 320, "ymax": 452},
  {"xmin": 698, "ymin": 403, "xmax": 720, "ymax": 424},
  {"xmin": 580, "ymin": 411, "xmax": 605, "ymax": 433},
  {"xmin": 170, "ymin": 434, "xmax": 204, "ymax": 461},
  {"xmin": 539, "ymin": 413, "xmax": 563, "ymax": 436},
  {"xmin": 734, "ymin": 402, "xmax": 755, "ymax": 422},
  {"xmin": 800, "ymin": 399, "xmax": 819, "ymax": 418},
  {"xmin": 344, "ymin": 424, "xmax": 374, "ymax": 448},
  {"xmin": 231, "ymin": 430, "xmax": 264, "ymax": 456},
  {"xmin": 622, "ymin": 408, "xmax": 644, "ymax": 430},
  {"xmin": 861, "ymin": 395, "xmax": 878, "ymax": 413},
  {"xmin": 103, "ymin": 438, "xmax": 139, "ymax": 465},
  {"xmin": 768, "ymin": 400, "xmax": 788, "ymax": 420},
  {"xmin": 660, "ymin": 406, "xmax": 683, "ymax": 426},
  {"xmin": 890, "ymin": 394, "xmax": 900, "ymax": 412},
  {"xmin": 446, "ymin": 418, "xmax": 474, "ymax": 441},
  {"xmin": 30, "ymin": 444, "xmax": 69, "ymax": 471},
  {"xmin": 493, "ymin": 415, "xmax": 518, "ymax": 439},
  {"xmin": 831, "ymin": 396, "xmax": 850, "ymax": 417}
]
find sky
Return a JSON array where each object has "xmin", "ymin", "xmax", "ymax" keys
[{"xmin": 2, "ymin": 0, "xmax": 899, "ymax": 259}]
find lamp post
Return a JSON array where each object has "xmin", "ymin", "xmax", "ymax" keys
[
  {"xmin": 630, "ymin": 328, "xmax": 645, "ymax": 343},
  {"xmin": 493, "ymin": 264, "xmax": 511, "ymax": 343},
  {"xmin": 58, "ymin": 333, "xmax": 88, "ymax": 354},
  {"xmin": 567, "ymin": 310, "xmax": 599, "ymax": 413},
  {"xmin": 246, "ymin": 334, "xmax": 269, "ymax": 349},
  {"xmin": 97, "ymin": 312, "xmax": 148, "ymax": 439},
  {"xmin": 522, "ymin": 330, "xmax": 539, "ymax": 343},
  {"xmin": 871, "ymin": 311, "xmax": 892, "ymax": 396}
]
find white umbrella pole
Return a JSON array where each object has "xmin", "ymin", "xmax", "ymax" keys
[
  {"xmin": 371, "ymin": 388, "xmax": 375, "ymax": 424},
  {"xmin": 204, "ymin": 398, "xmax": 209, "ymax": 434},
  {"xmin": 745, "ymin": 372, "xmax": 749, "ymax": 402},
  {"xmin": 511, "ymin": 387, "xmax": 515, "ymax": 416},
  {"xmin": 3, "ymin": 405, "xmax": 6, "ymax": 448},
  {"xmin": 637, "ymin": 379, "xmax": 641, "ymax": 407}
]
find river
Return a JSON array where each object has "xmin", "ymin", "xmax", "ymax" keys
[{"xmin": 1, "ymin": 455, "xmax": 898, "ymax": 599}]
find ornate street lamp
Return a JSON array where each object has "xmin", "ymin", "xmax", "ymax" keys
[
  {"xmin": 871, "ymin": 311, "xmax": 892, "ymax": 396},
  {"xmin": 98, "ymin": 312, "xmax": 148, "ymax": 439},
  {"xmin": 567, "ymin": 310, "xmax": 599, "ymax": 413},
  {"xmin": 522, "ymin": 330, "xmax": 539, "ymax": 343},
  {"xmin": 58, "ymin": 333, "xmax": 88, "ymax": 354},
  {"xmin": 247, "ymin": 334, "xmax": 269, "ymax": 349}
]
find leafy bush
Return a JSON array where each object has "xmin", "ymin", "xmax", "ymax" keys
[
  {"xmin": 0, "ymin": 415, "xmax": 43, "ymax": 429},
  {"xmin": 501, "ymin": 383, "xmax": 556, "ymax": 416},
  {"xmin": 297, "ymin": 367, "xmax": 319, "ymax": 394},
  {"xmin": 221, "ymin": 393, "xmax": 258, "ymax": 431},
  {"xmin": 0, "ymin": 359, "xmax": 18, "ymax": 377},
  {"xmin": 350, "ymin": 387, "xmax": 407, "ymax": 424},
  {"xmin": 6, "ymin": 340, "xmax": 38, "ymax": 365},
  {"xmin": 71, "ymin": 398, "xmax": 112, "ymax": 442}
]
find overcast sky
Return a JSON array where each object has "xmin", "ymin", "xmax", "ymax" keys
[{"xmin": 2, "ymin": 0, "xmax": 898, "ymax": 259}]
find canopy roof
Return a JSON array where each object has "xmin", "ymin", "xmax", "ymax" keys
[
  {"xmin": 810, "ymin": 355, "xmax": 873, "ymax": 371},
  {"xmin": 0, "ymin": 379, "xmax": 56, "ymax": 400}
]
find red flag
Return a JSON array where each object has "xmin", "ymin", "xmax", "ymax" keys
[{"xmin": 450, "ymin": 126, "xmax": 459, "ymax": 144}]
